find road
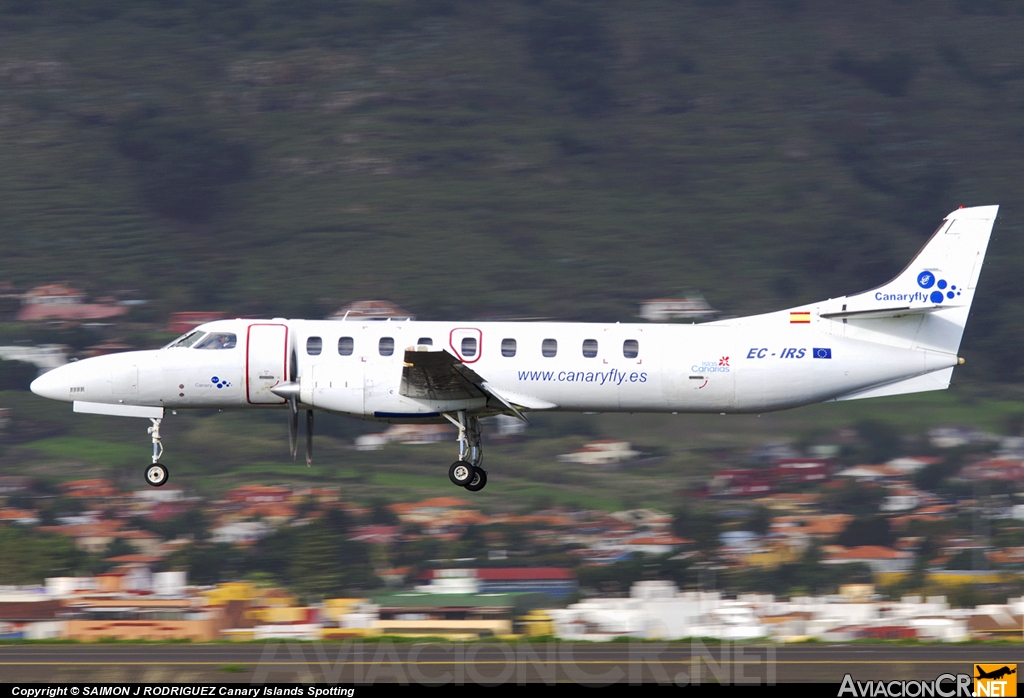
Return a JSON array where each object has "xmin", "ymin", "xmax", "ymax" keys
[{"xmin": 0, "ymin": 642, "xmax": 1018, "ymax": 684}]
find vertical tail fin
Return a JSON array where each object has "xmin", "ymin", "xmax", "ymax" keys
[{"xmin": 839, "ymin": 205, "xmax": 997, "ymax": 355}]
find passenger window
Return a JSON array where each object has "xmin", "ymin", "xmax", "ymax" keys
[
  {"xmin": 623, "ymin": 339, "xmax": 639, "ymax": 359},
  {"xmin": 461, "ymin": 336, "xmax": 478, "ymax": 358},
  {"xmin": 582, "ymin": 339, "xmax": 598, "ymax": 358},
  {"xmin": 338, "ymin": 337, "xmax": 354, "ymax": 356},
  {"xmin": 194, "ymin": 333, "xmax": 237, "ymax": 350},
  {"xmin": 542, "ymin": 338, "xmax": 557, "ymax": 358},
  {"xmin": 501, "ymin": 338, "xmax": 517, "ymax": 357},
  {"xmin": 379, "ymin": 337, "xmax": 395, "ymax": 357},
  {"xmin": 306, "ymin": 337, "xmax": 322, "ymax": 356},
  {"xmin": 417, "ymin": 337, "xmax": 433, "ymax": 347}
]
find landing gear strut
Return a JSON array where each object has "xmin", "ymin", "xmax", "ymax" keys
[
  {"xmin": 144, "ymin": 418, "xmax": 168, "ymax": 487},
  {"xmin": 443, "ymin": 410, "xmax": 487, "ymax": 491}
]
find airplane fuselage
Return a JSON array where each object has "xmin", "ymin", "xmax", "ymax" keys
[{"xmin": 32, "ymin": 310, "xmax": 958, "ymax": 421}]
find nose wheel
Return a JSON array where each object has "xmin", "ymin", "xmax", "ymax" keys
[
  {"xmin": 144, "ymin": 417, "xmax": 168, "ymax": 487},
  {"xmin": 145, "ymin": 463, "xmax": 169, "ymax": 487}
]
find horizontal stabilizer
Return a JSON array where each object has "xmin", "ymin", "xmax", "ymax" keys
[
  {"xmin": 832, "ymin": 367, "xmax": 954, "ymax": 402},
  {"xmin": 820, "ymin": 305, "xmax": 954, "ymax": 320}
]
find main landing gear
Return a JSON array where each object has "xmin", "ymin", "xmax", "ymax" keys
[
  {"xmin": 444, "ymin": 410, "xmax": 487, "ymax": 492},
  {"xmin": 144, "ymin": 417, "xmax": 168, "ymax": 487}
]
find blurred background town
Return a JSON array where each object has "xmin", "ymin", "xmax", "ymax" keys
[{"xmin": 4, "ymin": 0, "xmax": 1024, "ymax": 643}]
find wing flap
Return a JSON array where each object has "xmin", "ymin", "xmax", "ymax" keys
[
  {"xmin": 400, "ymin": 349, "xmax": 486, "ymax": 401},
  {"xmin": 399, "ymin": 349, "xmax": 557, "ymax": 416}
]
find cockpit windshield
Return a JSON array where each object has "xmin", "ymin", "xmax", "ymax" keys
[
  {"xmin": 194, "ymin": 332, "xmax": 237, "ymax": 350},
  {"xmin": 165, "ymin": 331, "xmax": 206, "ymax": 349}
]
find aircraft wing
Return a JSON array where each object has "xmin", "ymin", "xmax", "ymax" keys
[
  {"xmin": 400, "ymin": 349, "xmax": 555, "ymax": 421},
  {"xmin": 400, "ymin": 349, "xmax": 487, "ymax": 401}
]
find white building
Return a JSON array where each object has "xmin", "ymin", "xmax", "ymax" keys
[
  {"xmin": 0, "ymin": 344, "xmax": 68, "ymax": 371},
  {"xmin": 638, "ymin": 295, "xmax": 718, "ymax": 322},
  {"xmin": 557, "ymin": 440, "xmax": 641, "ymax": 466},
  {"xmin": 210, "ymin": 521, "xmax": 272, "ymax": 545}
]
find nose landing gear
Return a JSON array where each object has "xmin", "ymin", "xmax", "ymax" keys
[
  {"xmin": 443, "ymin": 410, "xmax": 487, "ymax": 491},
  {"xmin": 144, "ymin": 417, "xmax": 168, "ymax": 487}
]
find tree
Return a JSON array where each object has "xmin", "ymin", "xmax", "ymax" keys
[
  {"xmin": 672, "ymin": 507, "xmax": 720, "ymax": 552},
  {"xmin": 836, "ymin": 515, "xmax": 895, "ymax": 548},
  {"xmin": 0, "ymin": 359, "xmax": 37, "ymax": 390},
  {"xmin": 0, "ymin": 527, "xmax": 94, "ymax": 583},
  {"xmin": 160, "ymin": 542, "xmax": 244, "ymax": 584},
  {"xmin": 116, "ymin": 112, "xmax": 252, "ymax": 223},
  {"xmin": 746, "ymin": 507, "xmax": 773, "ymax": 536},
  {"xmin": 527, "ymin": 1, "xmax": 616, "ymax": 115},
  {"xmin": 823, "ymin": 481, "xmax": 885, "ymax": 515},
  {"xmin": 854, "ymin": 420, "xmax": 902, "ymax": 463},
  {"xmin": 289, "ymin": 524, "xmax": 346, "ymax": 599}
]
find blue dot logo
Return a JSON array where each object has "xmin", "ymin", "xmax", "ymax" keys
[
  {"xmin": 211, "ymin": 376, "xmax": 231, "ymax": 389},
  {"xmin": 917, "ymin": 272, "xmax": 961, "ymax": 305}
]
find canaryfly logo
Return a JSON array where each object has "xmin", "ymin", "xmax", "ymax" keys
[
  {"xmin": 876, "ymin": 270, "xmax": 963, "ymax": 305},
  {"xmin": 517, "ymin": 368, "xmax": 648, "ymax": 385}
]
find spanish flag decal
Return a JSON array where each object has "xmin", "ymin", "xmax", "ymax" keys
[{"xmin": 790, "ymin": 311, "xmax": 811, "ymax": 324}]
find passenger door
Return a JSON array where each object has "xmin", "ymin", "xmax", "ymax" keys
[{"xmin": 246, "ymin": 323, "xmax": 289, "ymax": 404}]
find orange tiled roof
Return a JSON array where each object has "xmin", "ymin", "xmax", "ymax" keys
[
  {"xmin": 412, "ymin": 497, "xmax": 471, "ymax": 508},
  {"xmin": 0, "ymin": 508, "xmax": 38, "ymax": 519}
]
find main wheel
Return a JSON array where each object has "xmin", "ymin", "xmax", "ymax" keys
[
  {"xmin": 464, "ymin": 467, "xmax": 487, "ymax": 492},
  {"xmin": 145, "ymin": 463, "xmax": 169, "ymax": 488},
  {"xmin": 449, "ymin": 460, "xmax": 474, "ymax": 486}
]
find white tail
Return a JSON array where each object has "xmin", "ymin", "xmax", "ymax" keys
[{"xmin": 838, "ymin": 205, "xmax": 997, "ymax": 355}]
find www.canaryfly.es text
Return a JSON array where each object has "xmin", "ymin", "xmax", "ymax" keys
[{"xmin": 517, "ymin": 368, "xmax": 648, "ymax": 384}]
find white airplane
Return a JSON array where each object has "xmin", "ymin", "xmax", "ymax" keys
[{"xmin": 30, "ymin": 205, "xmax": 997, "ymax": 492}]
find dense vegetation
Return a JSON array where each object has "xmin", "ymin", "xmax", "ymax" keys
[{"xmin": 0, "ymin": 1, "xmax": 1023, "ymax": 381}]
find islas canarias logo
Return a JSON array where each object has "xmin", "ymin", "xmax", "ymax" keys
[{"xmin": 975, "ymin": 664, "xmax": 1017, "ymax": 697}]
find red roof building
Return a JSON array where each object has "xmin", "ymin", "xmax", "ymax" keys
[{"xmin": 167, "ymin": 312, "xmax": 227, "ymax": 335}]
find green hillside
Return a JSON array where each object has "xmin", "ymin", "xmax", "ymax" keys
[{"xmin": 2, "ymin": 0, "xmax": 1024, "ymax": 379}]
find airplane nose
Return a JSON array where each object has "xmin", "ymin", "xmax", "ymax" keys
[{"xmin": 30, "ymin": 366, "xmax": 70, "ymax": 402}]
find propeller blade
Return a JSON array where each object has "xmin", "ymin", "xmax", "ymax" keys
[
  {"xmin": 305, "ymin": 409, "xmax": 314, "ymax": 467},
  {"xmin": 288, "ymin": 396, "xmax": 298, "ymax": 460}
]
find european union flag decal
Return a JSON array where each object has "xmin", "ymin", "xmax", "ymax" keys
[{"xmin": 813, "ymin": 348, "xmax": 832, "ymax": 359}]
